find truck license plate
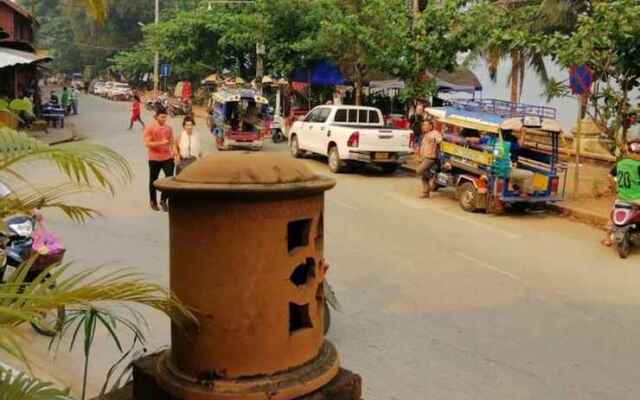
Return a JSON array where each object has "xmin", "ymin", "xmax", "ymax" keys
[{"xmin": 375, "ymin": 152, "xmax": 389, "ymax": 160}]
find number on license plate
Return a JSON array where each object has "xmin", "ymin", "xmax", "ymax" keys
[{"xmin": 375, "ymin": 153, "xmax": 389, "ymax": 160}]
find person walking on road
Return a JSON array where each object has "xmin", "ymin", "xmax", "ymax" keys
[
  {"xmin": 416, "ymin": 119, "xmax": 442, "ymax": 198},
  {"xmin": 175, "ymin": 116, "xmax": 202, "ymax": 174},
  {"xmin": 129, "ymin": 95, "xmax": 145, "ymax": 130},
  {"xmin": 144, "ymin": 108, "xmax": 175, "ymax": 212}
]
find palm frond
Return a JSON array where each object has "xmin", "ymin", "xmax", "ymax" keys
[
  {"xmin": 0, "ymin": 328, "xmax": 29, "ymax": 366},
  {"xmin": 528, "ymin": 53, "xmax": 550, "ymax": 85},
  {"xmin": 0, "ymin": 264, "xmax": 197, "ymax": 331},
  {"xmin": 0, "ymin": 366, "xmax": 70, "ymax": 400},
  {"xmin": 0, "ymin": 184, "xmax": 99, "ymax": 223},
  {"xmin": 0, "ymin": 129, "xmax": 133, "ymax": 195}
]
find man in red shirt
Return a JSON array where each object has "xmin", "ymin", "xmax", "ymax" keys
[{"xmin": 143, "ymin": 108, "xmax": 175, "ymax": 211}]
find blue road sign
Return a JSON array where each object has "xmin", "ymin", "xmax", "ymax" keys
[
  {"xmin": 160, "ymin": 64, "xmax": 172, "ymax": 78},
  {"xmin": 569, "ymin": 64, "xmax": 593, "ymax": 95}
]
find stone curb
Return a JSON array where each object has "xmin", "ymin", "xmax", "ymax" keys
[{"xmin": 547, "ymin": 203, "xmax": 609, "ymax": 230}]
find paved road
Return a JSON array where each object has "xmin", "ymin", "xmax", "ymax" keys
[{"xmin": 11, "ymin": 94, "xmax": 640, "ymax": 399}]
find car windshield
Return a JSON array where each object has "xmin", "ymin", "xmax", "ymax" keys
[{"xmin": 115, "ymin": 84, "xmax": 129, "ymax": 89}]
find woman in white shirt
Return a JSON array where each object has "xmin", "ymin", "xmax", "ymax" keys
[{"xmin": 175, "ymin": 116, "xmax": 202, "ymax": 174}]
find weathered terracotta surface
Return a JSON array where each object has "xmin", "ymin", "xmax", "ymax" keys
[
  {"xmin": 154, "ymin": 153, "xmax": 339, "ymax": 400},
  {"xmin": 92, "ymin": 353, "xmax": 362, "ymax": 400}
]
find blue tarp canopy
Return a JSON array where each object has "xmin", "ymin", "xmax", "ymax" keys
[{"xmin": 291, "ymin": 60, "xmax": 345, "ymax": 86}]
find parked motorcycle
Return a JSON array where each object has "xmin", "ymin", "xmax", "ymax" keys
[
  {"xmin": 0, "ymin": 212, "xmax": 66, "ymax": 336},
  {"xmin": 145, "ymin": 97, "xmax": 168, "ymax": 113},
  {"xmin": 167, "ymin": 98, "xmax": 193, "ymax": 118},
  {"xmin": 611, "ymin": 201, "xmax": 640, "ymax": 259}
]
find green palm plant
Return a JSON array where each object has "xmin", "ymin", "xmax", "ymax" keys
[
  {"xmin": 0, "ymin": 126, "xmax": 195, "ymax": 398},
  {"xmin": 0, "ymin": 365, "xmax": 71, "ymax": 400}
]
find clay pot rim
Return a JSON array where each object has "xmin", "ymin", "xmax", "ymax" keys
[{"xmin": 154, "ymin": 176, "xmax": 336, "ymax": 194}]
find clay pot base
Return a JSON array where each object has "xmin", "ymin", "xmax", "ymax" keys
[{"xmin": 156, "ymin": 341, "xmax": 340, "ymax": 400}]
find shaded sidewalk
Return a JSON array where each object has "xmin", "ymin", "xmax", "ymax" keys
[{"xmin": 28, "ymin": 121, "xmax": 77, "ymax": 145}]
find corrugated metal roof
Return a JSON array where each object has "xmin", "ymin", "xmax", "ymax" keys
[
  {"xmin": 0, "ymin": 46, "xmax": 50, "ymax": 69},
  {"xmin": 0, "ymin": 0, "xmax": 33, "ymax": 21}
]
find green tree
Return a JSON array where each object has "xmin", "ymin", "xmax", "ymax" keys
[
  {"xmin": 315, "ymin": 0, "xmax": 410, "ymax": 105},
  {"xmin": 403, "ymin": 0, "xmax": 491, "ymax": 103},
  {"xmin": 546, "ymin": 0, "xmax": 640, "ymax": 150},
  {"xmin": 465, "ymin": 1, "xmax": 549, "ymax": 103}
]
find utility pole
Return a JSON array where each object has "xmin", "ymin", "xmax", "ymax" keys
[
  {"xmin": 153, "ymin": 0, "xmax": 160, "ymax": 94},
  {"xmin": 573, "ymin": 93, "xmax": 588, "ymax": 198}
]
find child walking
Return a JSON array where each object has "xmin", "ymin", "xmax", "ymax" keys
[{"xmin": 129, "ymin": 95, "xmax": 145, "ymax": 130}]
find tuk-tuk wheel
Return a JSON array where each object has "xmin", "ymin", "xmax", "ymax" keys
[{"xmin": 458, "ymin": 182, "xmax": 479, "ymax": 212}]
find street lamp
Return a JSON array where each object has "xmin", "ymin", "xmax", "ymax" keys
[{"xmin": 153, "ymin": 0, "xmax": 160, "ymax": 94}]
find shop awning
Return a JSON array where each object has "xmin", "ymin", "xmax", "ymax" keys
[{"xmin": 0, "ymin": 47, "xmax": 51, "ymax": 69}]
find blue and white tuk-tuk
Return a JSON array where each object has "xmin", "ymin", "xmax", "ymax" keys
[{"xmin": 425, "ymin": 99, "xmax": 566, "ymax": 213}]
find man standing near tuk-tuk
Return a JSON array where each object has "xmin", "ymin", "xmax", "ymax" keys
[{"xmin": 416, "ymin": 119, "xmax": 443, "ymax": 198}]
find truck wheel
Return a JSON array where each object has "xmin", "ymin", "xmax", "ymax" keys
[
  {"xmin": 290, "ymin": 135, "xmax": 302, "ymax": 158},
  {"xmin": 458, "ymin": 182, "xmax": 479, "ymax": 212},
  {"xmin": 328, "ymin": 146, "xmax": 345, "ymax": 173},
  {"xmin": 380, "ymin": 164, "xmax": 399, "ymax": 174},
  {"xmin": 617, "ymin": 232, "xmax": 632, "ymax": 259}
]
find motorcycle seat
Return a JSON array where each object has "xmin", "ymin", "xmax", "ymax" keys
[{"xmin": 615, "ymin": 200, "xmax": 640, "ymax": 209}]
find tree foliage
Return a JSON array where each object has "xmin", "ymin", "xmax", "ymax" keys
[{"xmin": 546, "ymin": 0, "xmax": 640, "ymax": 149}]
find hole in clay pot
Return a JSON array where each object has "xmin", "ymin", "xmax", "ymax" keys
[
  {"xmin": 315, "ymin": 213, "xmax": 324, "ymax": 253},
  {"xmin": 290, "ymin": 258, "xmax": 316, "ymax": 287},
  {"xmin": 289, "ymin": 303, "xmax": 312, "ymax": 333},
  {"xmin": 287, "ymin": 219, "xmax": 311, "ymax": 253}
]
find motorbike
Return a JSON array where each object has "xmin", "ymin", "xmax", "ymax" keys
[
  {"xmin": 611, "ymin": 201, "xmax": 640, "ymax": 259},
  {"xmin": 145, "ymin": 94, "xmax": 169, "ymax": 113},
  {"xmin": 0, "ymin": 213, "xmax": 66, "ymax": 336},
  {"xmin": 167, "ymin": 98, "xmax": 193, "ymax": 118}
]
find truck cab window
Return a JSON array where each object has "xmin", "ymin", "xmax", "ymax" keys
[
  {"xmin": 359, "ymin": 110, "xmax": 368, "ymax": 124},
  {"xmin": 348, "ymin": 109, "xmax": 358, "ymax": 123},
  {"xmin": 369, "ymin": 111, "xmax": 380, "ymax": 124},
  {"xmin": 334, "ymin": 109, "xmax": 347, "ymax": 123},
  {"xmin": 315, "ymin": 108, "xmax": 331, "ymax": 123},
  {"xmin": 304, "ymin": 109, "xmax": 319, "ymax": 123}
]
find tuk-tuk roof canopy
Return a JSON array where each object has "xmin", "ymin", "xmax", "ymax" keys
[
  {"xmin": 212, "ymin": 88, "xmax": 268, "ymax": 105},
  {"xmin": 426, "ymin": 99, "xmax": 563, "ymax": 134}
]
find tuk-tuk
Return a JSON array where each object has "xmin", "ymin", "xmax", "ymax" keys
[
  {"xmin": 425, "ymin": 99, "xmax": 566, "ymax": 213},
  {"xmin": 210, "ymin": 88, "xmax": 269, "ymax": 151}
]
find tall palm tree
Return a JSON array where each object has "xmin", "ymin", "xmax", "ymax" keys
[{"xmin": 466, "ymin": 0, "xmax": 550, "ymax": 104}]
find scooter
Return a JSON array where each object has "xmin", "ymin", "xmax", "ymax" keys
[
  {"xmin": 145, "ymin": 98, "xmax": 167, "ymax": 113},
  {"xmin": 0, "ymin": 213, "xmax": 66, "ymax": 336},
  {"xmin": 611, "ymin": 201, "xmax": 640, "ymax": 259}
]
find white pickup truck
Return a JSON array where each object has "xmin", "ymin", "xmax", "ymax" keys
[{"xmin": 289, "ymin": 106, "xmax": 413, "ymax": 173}]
